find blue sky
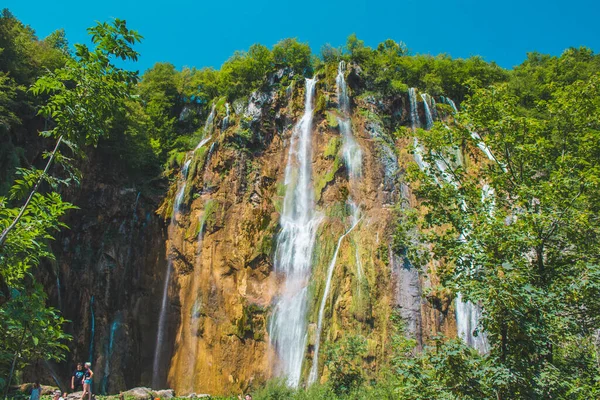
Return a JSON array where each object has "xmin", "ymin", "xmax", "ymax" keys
[{"xmin": 5, "ymin": 0, "xmax": 599, "ymax": 74}]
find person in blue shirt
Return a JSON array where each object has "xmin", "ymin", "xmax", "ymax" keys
[
  {"xmin": 29, "ymin": 382, "xmax": 41, "ymax": 400},
  {"xmin": 71, "ymin": 363, "xmax": 84, "ymax": 392}
]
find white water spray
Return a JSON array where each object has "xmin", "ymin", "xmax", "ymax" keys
[{"xmin": 336, "ymin": 62, "xmax": 362, "ymax": 179}]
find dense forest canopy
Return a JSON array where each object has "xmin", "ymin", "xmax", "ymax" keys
[{"xmin": 0, "ymin": 7, "xmax": 599, "ymax": 399}]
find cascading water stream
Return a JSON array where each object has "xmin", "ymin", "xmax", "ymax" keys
[
  {"xmin": 269, "ymin": 78, "xmax": 320, "ymax": 388},
  {"xmin": 308, "ymin": 212, "xmax": 361, "ymax": 385},
  {"xmin": 152, "ymin": 163, "xmax": 190, "ymax": 387},
  {"xmin": 188, "ymin": 218, "xmax": 205, "ymax": 390},
  {"xmin": 55, "ymin": 272, "xmax": 62, "ymax": 311},
  {"xmin": 336, "ymin": 61, "xmax": 364, "ymax": 282},
  {"xmin": 420, "ymin": 93, "xmax": 434, "ymax": 130},
  {"xmin": 195, "ymin": 104, "xmax": 216, "ymax": 151},
  {"xmin": 409, "ymin": 88, "xmax": 428, "ymax": 172},
  {"xmin": 222, "ymin": 103, "xmax": 230, "ymax": 130},
  {"xmin": 101, "ymin": 316, "xmax": 121, "ymax": 394},
  {"xmin": 88, "ymin": 296, "xmax": 95, "ymax": 363},
  {"xmin": 336, "ymin": 61, "xmax": 362, "ymax": 179}
]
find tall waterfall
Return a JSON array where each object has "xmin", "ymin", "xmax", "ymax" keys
[{"xmin": 269, "ymin": 78, "xmax": 320, "ymax": 387}]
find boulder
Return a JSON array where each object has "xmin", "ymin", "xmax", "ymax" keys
[
  {"xmin": 151, "ymin": 389, "xmax": 175, "ymax": 398},
  {"xmin": 120, "ymin": 387, "xmax": 153, "ymax": 399}
]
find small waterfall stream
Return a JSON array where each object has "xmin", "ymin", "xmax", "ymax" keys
[
  {"xmin": 269, "ymin": 78, "xmax": 320, "ymax": 388},
  {"xmin": 195, "ymin": 104, "xmax": 216, "ymax": 151},
  {"xmin": 101, "ymin": 315, "xmax": 121, "ymax": 394},
  {"xmin": 189, "ymin": 218, "xmax": 206, "ymax": 390},
  {"xmin": 336, "ymin": 61, "xmax": 362, "ymax": 179},
  {"xmin": 88, "ymin": 296, "xmax": 95, "ymax": 363},
  {"xmin": 153, "ymin": 131, "xmax": 209, "ymax": 387},
  {"xmin": 308, "ymin": 213, "xmax": 361, "ymax": 384}
]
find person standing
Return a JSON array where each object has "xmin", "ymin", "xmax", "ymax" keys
[
  {"xmin": 71, "ymin": 363, "xmax": 84, "ymax": 392},
  {"xmin": 80, "ymin": 362, "xmax": 93, "ymax": 400},
  {"xmin": 29, "ymin": 382, "xmax": 41, "ymax": 400}
]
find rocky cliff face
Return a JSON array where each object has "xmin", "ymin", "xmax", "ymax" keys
[{"xmin": 40, "ymin": 64, "xmax": 457, "ymax": 395}]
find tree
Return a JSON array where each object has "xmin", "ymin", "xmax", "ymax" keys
[
  {"xmin": 272, "ymin": 38, "xmax": 312, "ymax": 75},
  {"xmin": 406, "ymin": 69, "xmax": 600, "ymax": 397},
  {"xmin": 0, "ymin": 18, "xmax": 141, "ymax": 391},
  {"xmin": 0, "ymin": 18, "xmax": 142, "ymax": 247}
]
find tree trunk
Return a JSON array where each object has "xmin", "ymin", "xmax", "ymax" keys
[{"xmin": 4, "ymin": 325, "xmax": 27, "ymax": 400}]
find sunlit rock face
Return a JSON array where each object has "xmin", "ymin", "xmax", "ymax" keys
[{"xmin": 39, "ymin": 66, "xmax": 462, "ymax": 396}]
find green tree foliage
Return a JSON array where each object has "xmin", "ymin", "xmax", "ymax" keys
[
  {"xmin": 0, "ymin": 9, "xmax": 69, "ymax": 196},
  {"xmin": 0, "ymin": 16, "xmax": 141, "ymax": 392},
  {"xmin": 323, "ymin": 335, "xmax": 368, "ymax": 395},
  {"xmin": 137, "ymin": 62, "xmax": 179, "ymax": 157},
  {"xmin": 406, "ymin": 50, "xmax": 600, "ymax": 398},
  {"xmin": 272, "ymin": 38, "xmax": 312, "ymax": 75}
]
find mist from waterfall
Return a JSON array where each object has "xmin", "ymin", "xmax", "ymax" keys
[{"xmin": 269, "ymin": 78, "xmax": 320, "ymax": 388}]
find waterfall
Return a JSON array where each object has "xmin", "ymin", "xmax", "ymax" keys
[
  {"xmin": 350, "ymin": 202, "xmax": 364, "ymax": 282},
  {"xmin": 308, "ymin": 211, "xmax": 361, "ymax": 385},
  {"xmin": 456, "ymin": 293, "xmax": 489, "ymax": 353},
  {"xmin": 195, "ymin": 104, "xmax": 216, "ymax": 151},
  {"xmin": 409, "ymin": 88, "xmax": 429, "ymax": 172},
  {"xmin": 222, "ymin": 103, "xmax": 230, "ymax": 130},
  {"xmin": 408, "ymin": 88, "xmax": 421, "ymax": 131},
  {"xmin": 269, "ymin": 78, "xmax": 320, "ymax": 388},
  {"xmin": 88, "ymin": 296, "xmax": 95, "ymax": 364},
  {"xmin": 430, "ymin": 95, "xmax": 439, "ymax": 121},
  {"xmin": 420, "ymin": 93, "xmax": 434, "ymax": 130},
  {"xmin": 101, "ymin": 316, "xmax": 121, "ymax": 394},
  {"xmin": 413, "ymin": 92, "xmax": 490, "ymax": 354},
  {"xmin": 337, "ymin": 62, "xmax": 362, "ymax": 179},
  {"xmin": 55, "ymin": 273, "xmax": 62, "ymax": 311},
  {"xmin": 442, "ymin": 96, "xmax": 459, "ymax": 114},
  {"xmin": 336, "ymin": 62, "xmax": 364, "ymax": 286},
  {"xmin": 152, "ymin": 167, "xmax": 189, "ymax": 388}
]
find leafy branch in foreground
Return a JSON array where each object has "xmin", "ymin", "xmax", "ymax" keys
[{"xmin": 0, "ymin": 18, "xmax": 141, "ymax": 393}]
